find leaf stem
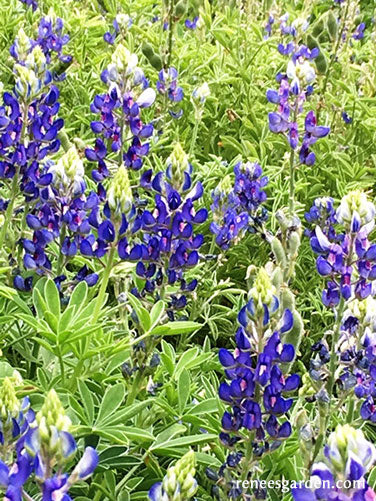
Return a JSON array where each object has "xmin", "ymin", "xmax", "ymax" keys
[{"xmin": 92, "ymin": 246, "xmax": 116, "ymax": 324}]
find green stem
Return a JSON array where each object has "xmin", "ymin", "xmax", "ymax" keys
[
  {"xmin": 240, "ymin": 430, "xmax": 255, "ymax": 481},
  {"xmin": 92, "ymin": 246, "xmax": 116, "ymax": 324},
  {"xmin": 58, "ymin": 349, "xmax": 66, "ymax": 386},
  {"xmin": 56, "ymin": 224, "xmax": 66, "ymax": 276},
  {"xmin": 327, "ymin": 297, "xmax": 345, "ymax": 399},
  {"xmin": 318, "ymin": 0, "xmax": 351, "ymax": 121},
  {"xmin": 0, "ymin": 173, "xmax": 20, "ymax": 253},
  {"xmin": 0, "ymin": 100, "xmax": 29, "ymax": 255},
  {"xmin": 346, "ymin": 397, "xmax": 354, "ymax": 424},
  {"xmin": 288, "ymin": 103, "xmax": 299, "ymax": 217},
  {"xmin": 189, "ymin": 118, "xmax": 200, "ymax": 158},
  {"xmin": 166, "ymin": 0, "xmax": 175, "ymax": 69},
  {"xmin": 312, "ymin": 297, "xmax": 345, "ymax": 464},
  {"xmin": 126, "ymin": 370, "xmax": 144, "ymax": 406}
]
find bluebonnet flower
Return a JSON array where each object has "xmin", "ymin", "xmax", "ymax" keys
[
  {"xmin": 267, "ymin": 44, "xmax": 329, "ymax": 167},
  {"xmin": 278, "ymin": 14, "xmax": 309, "ymax": 40},
  {"xmin": 134, "ymin": 143, "xmax": 207, "ymax": 310},
  {"xmin": 23, "ymin": 390, "xmax": 98, "ymax": 497},
  {"xmin": 156, "ymin": 67, "xmax": 183, "ymax": 119},
  {"xmin": 104, "ymin": 14, "xmax": 132, "ymax": 44},
  {"xmin": 0, "ymin": 376, "xmax": 34, "ymax": 453},
  {"xmin": 86, "ymin": 44, "xmax": 155, "ymax": 177},
  {"xmin": 292, "ymin": 424, "xmax": 376, "ymax": 501},
  {"xmin": 0, "ymin": 25, "xmax": 69, "ymax": 255},
  {"xmin": 299, "ymin": 111, "xmax": 330, "ymax": 166},
  {"xmin": 0, "ymin": 378, "xmax": 97, "ymax": 501},
  {"xmin": 18, "ymin": 0, "xmax": 38, "ymax": 10},
  {"xmin": 185, "ymin": 16, "xmax": 199, "ymax": 30},
  {"xmin": 218, "ymin": 268, "xmax": 299, "ymax": 452},
  {"xmin": 332, "ymin": 296, "xmax": 376, "ymax": 423},
  {"xmin": 148, "ymin": 450, "xmax": 197, "ymax": 501},
  {"xmin": 210, "ymin": 162, "xmax": 268, "ymax": 250},
  {"xmin": 17, "ymin": 146, "xmax": 97, "ymax": 287},
  {"xmin": 342, "ymin": 111, "xmax": 353, "ymax": 124},
  {"xmin": 191, "ymin": 82, "xmax": 210, "ymax": 121},
  {"xmin": 308, "ymin": 191, "xmax": 376, "ymax": 307},
  {"xmin": 353, "ymin": 22, "xmax": 366, "ymax": 40},
  {"xmin": 80, "ymin": 163, "xmax": 142, "ymax": 267},
  {"xmin": 10, "ymin": 13, "xmax": 72, "ymax": 79},
  {"xmin": 264, "ymin": 15, "xmax": 274, "ymax": 39},
  {"xmin": 35, "ymin": 12, "xmax": 72, "ymax": 69}
]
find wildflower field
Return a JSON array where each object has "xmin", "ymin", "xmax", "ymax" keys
[{"xmin": 1, "ymin": 0, "xmax": 376, "ymax": 499}]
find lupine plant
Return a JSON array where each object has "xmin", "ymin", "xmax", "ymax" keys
[{"xmin": 0, "ymin": 0, "xmax": 376, "ymax": 500}]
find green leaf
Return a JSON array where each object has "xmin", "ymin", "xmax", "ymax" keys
[
  {"xmin": 150, "ymin": 321, "xmax": 201, "ymax": 337},
  {"xmin": 188, "ymin": 398, "xmax": 219, "ymax": 416},
  {"xmin": 178, "ymin": 368, "xmax": 190, "ymax": 414},
  {"xmin": 174, "ymin": 348, "xmax": 198, "ymax": 378},
  {"xmin": 68, "ymin": 281, "xmax": 88, "ymax": 312},
  {"xmin": 78, "ymin": 380, "xmax": 94, "ymax": 424},
  {"xmin": 150, "ymin": 300, "xmax": 165, "ymax": 329},
  {"xmin": 44, "ymin": 279, "xmax": 60, "ymax": 319},
  {"xmin": 32, "ymin": 287, "xmax": 47, "ymax": 319},
  {"xmin": 95, "ymin": 383, "xmax": 125, "ymax": 425},
  {"xmin": 153, "ymin": 424, "xmax": 187, "ymax": 446},
  {"xmin": 127, "ymin": 293, "xmax": 151, "ymax": 332},
  {"xmin": 58, "ymin": 305, "xmax": 76, "ymax": 335},
  {"xmin": 102, "ymin": 399, "xmax": 153, "ymax": 426},
  {"xmin": 0, "ymin": 361, "xmax": 15, "ymax": 378},
  {"xmin": 150, "ymin": 433, "xmax": 218, "ymax": 451}
]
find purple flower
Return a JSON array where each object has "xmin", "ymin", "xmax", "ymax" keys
[{"xmin": 185, "ymin": 16, "xmax": 199, "ymax": 29}]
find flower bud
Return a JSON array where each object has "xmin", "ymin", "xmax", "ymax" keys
[
  {"xmin": 36, "ymin": 389, "xmax": 71, "ymax": 434},
  {"xmin": 15, "ymin": 64, "xmax": 41, "ymax": 98},
  {"xmin": 287, "ymin": 59, "xmax": 316, "ymax": 87},
  {"xmin": 115, "ymin": 13, "xmax": 132, "ymax": 29},
  {"xmin": 25, "ymin": 46, "xmax": 47, "ymax": 75},
  {"xmin": 326, "ymin": 424, "xmax": 376, "ymax": 476},
  {"xmin": 110, "ymin": 43, "xmax": 138, "ymax": 76},
  {"xmin": 336, "ymin": 190, "xmax": 375, "ymax": 231},
  {"xmin": 107, "ymin": 164, "xmax": 133, "ymax": 216},
  {"xmin": 288, "ymin": 231, "xmax": 301, "ymax": 257},
  {"xmin": 298, "ymin": 373, "xmax": 315, "ymax": 397},
  {"xmin": 167, "ymin": 143, "xmax": 190, "ymax": 188},
  {"xmin": 192, "ymin": 82, "xmax": 210, "ymax": 103},
  {"xmin": 49, "ymin": 145, "xmax": 85, "ymax": 194},
  {"xmin": 161, "ymin": 450, "xmax": 197, "ymax": 500},
  {"xmin": 250, "ymin": 267, "xmax": 277, "ymax": 312},
  {"xmin": 12, "ymin": 28, "xmax": 32, "ymax": 61},
  {"xmin": 0, "ymin": 377, "xmax": 20, "ymax": 420}
]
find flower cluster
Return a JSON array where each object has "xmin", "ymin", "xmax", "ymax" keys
[
  {"xmin": 11, "ymin": 13, "xmax": 72, "ymax": 79},
  {"xmin": 218, "ymin": 268, "xmax": 299, "ymax": 452},
  {"xmin": 0, "ymin": 23, "xmax": 70, "ymax": 262},
  {"xmin": 210, "ymin": 162, "xmax": 268, "ymax": 250},
  {"xmin": 136, "ymin": 143, "xmax": 207, "ymax": 311},
  {"xmin": 79, "ymin": 162, "xmax": 141, "ymax": 265},
  {"xmin": 15, "ymin": 145, "xmax": 100, "ymax": 289},
  {"xmin": 104, "ymin": 14, "xmax": 133, "ymax": 45},
  {"xmin": 86, "ymin": 43, "xmax": 155, "ymax": 177},
  {"xmin": 18, "ymin": 0, "xmax": 38, "ymax": 10},
  {"xmin": 185, "ymin": 17, "xmax": 199, "ymax": 30},
  {"xmin": 335, "ymin": 296, "xmax": 376, "ymax": 423},
  {"xmin": 148, "ymin": 450, "xmax": 197, "ymax": 501},
  {"xmin": 353, "ymin": 22, "xmax": 366, "ymax": 40},
  {"xmin": 156, "ymin": 67, "xmax": 184, "ymax": 119},
  {"xmin": 308, "ymin": 191, "xmax": 376, "ymax": 307},
  {"xmin": 0, "ymin": 379, "xmax": 98, "ymax": 500},
  {"xmin": 292, "ymin": 424, "xmax": 376, "ymax": 501},
  {"xmin": 267, "ymin": 44, "xmax": 330, "ymax": 166}
]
